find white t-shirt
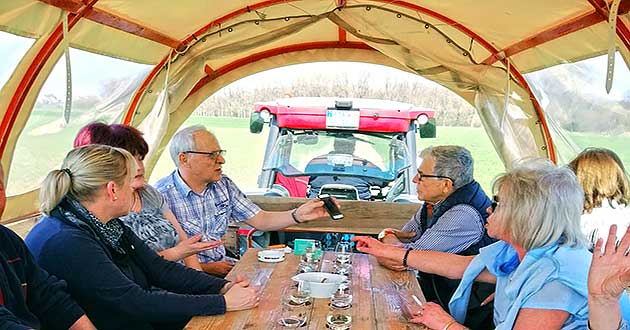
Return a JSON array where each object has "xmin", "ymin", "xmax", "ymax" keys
[{"xmin": 581, "ymin": 199, "xmax": 630, "ymax": 247}]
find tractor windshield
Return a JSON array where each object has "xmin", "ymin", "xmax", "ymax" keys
[{"xmin": 262, "ymin": 131, "xmax": 411, "ymax": 182}]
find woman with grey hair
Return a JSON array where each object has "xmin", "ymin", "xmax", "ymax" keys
[{"xmin": 354, "ymin": 159, "xmax": 591, "ymax": 329}]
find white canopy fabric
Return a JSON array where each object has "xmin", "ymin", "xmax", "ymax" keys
[{"xmin": 0, "ymin": 0, "xmax": 629, "ymax": 221}]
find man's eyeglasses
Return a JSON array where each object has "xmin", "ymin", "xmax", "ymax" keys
[
  {"xmin": 416, "ymin": 170, "xmax": 453, "ymax": 182},
  {"xmin": 490, "ymin": 195, "xmax": 500, "ymax": 212},
  {"xmin": 184, "ymin": 150, "xmax": 226, "ymax": 160}
]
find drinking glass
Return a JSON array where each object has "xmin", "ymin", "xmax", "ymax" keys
[
  {"xmin": 277, "ymin": 285, "xmax": 311, "ymax": 327},
  {"xmin": 277, "ymin": 300, "xmax": 309, "ymax": 328},
  {"xmin": 330, "ymin": 287, "xmax": 353, "ymax": 310},
  {"xmin": 326, "ymin": 308, "xmax": 352, "ymax": 330},
  {"xmin": 335, "ymin": 241, "xmax": 352, "ymax": 265}
]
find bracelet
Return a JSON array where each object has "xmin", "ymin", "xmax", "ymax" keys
[
  {"xmin": 291, "ymin": 208, "xmax": 302, "ymax": 224},
  {"xmin": 402, "ymin": 247, "xmax": 412, "ymax": 268},
  {"xmin": 443, "ymin": 320, "xmax": 457, "ymax": 330}
]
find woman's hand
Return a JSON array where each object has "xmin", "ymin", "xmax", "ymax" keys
[
  {"xmin": 410, "ymin": 302, "xmax": 461, "ymax": 330},
  {"xmin": 589, "ymin": 225, "xmax": 630, "ymax": 302},
  {"xmin": 223, "ymin": 276, "xmax": 260, "ymax": 311},
  {"xmin": 588, "ymin": 225, "xmax": 629, "ymax": 330},
  {"xmin": 173, "ymin": 234, "xmax": 222, "ymax": 260},
  {"xmin": 295, "ymin": 198, "xmax": 340, "ymax": 222},
  {"xmin": 221, "ymin": 275, "xmax": 250, "ymax": 294}
]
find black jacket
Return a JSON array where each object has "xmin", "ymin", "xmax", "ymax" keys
[
  {"xmin": 25, "ymin": 202, "xmax": 229, "ymax": 330},
  {"xmin": 0, "ymin": 225, "xmax": 84, "ymax": 330}
]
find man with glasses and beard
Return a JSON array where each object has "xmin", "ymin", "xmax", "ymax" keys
[
  {"xmin": 376, "ymin": 145, "xmax": 495, "ymax": 329},
  {"xmin": 155, "ymin": 126, "xmax": 331, "ymax": 276}
]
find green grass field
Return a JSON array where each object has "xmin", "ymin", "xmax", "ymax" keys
[
  {"xmin": 8, "ymin": 114, "xmax": 630, "ymax": 197},
  {"xmin": 148, "ymin": 117, "xmax": 514, "ymax": 194}
]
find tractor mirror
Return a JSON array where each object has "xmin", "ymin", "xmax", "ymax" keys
[
  {"xmin": 249, "ymin": 112, "xmax": 264, "ymax": 134},
  {"xmin": 418, "ymin": 118, "xmax": 436, "ymax": 138}
]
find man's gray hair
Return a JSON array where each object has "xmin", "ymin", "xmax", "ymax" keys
[
  {"xmin": 493, "ymin": 159, "xmax": 587, "ymax": 250},
  {"xmin": 420, "ymin": 145, "xmax": 474, "ymax": 189},
  {"xmin": 169, "ymin": 125, "xmax": 213, "ymax": 167}
]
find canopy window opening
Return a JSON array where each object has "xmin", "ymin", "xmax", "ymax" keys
[
  {"xmin": 0, "ymin": 32, "xmax": 35, "ymax": 90},
  {"xmin": 148, "ymin": 61, "xmax": 503, "ymax": 193},
  {"xmin": 6, "ymin": 47, "xmax": 151, "ymax": 196},
  {"xmin": 525, "ymin": 52, "xmax": 630, "ymax": 167}
]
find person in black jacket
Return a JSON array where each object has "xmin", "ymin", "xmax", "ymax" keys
[
  {"xmin": 25, "ymin": 145, "xmax": 258, "ymax": 330},
  {"xmin": 0, "ymin": 165, "xmax": 96, "ymax": 330}
]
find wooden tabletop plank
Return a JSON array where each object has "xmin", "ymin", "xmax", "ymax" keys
[
  {"xmin": 369, "ymin": 255, "xmax": 427, "ymax": 330},
  {"xmin": 248, "ymin": 196, "xmax": 419, "ymax": 235},
  {"xmin": 186, "ymin": 249, "xmax": 428, "ymax": 330}
]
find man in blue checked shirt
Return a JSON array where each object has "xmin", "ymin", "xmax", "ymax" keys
[
  {"xmin": 377, "ymin": 145, "xmax": 496, "ymax": 329},
  {"xmin": 155, "ymin": 125, "xmax": 330, "ymax": 277}
]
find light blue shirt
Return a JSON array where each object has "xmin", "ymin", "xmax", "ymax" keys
[
  {"xmin": 449, "ymin": 240, "xmax": 590, "ymax": 329},
  {"xmin": 155, "ymin": 170, "xmax": 261, "ymax": 262}
]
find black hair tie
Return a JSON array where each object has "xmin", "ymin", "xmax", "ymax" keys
[{"xmin": 61, "ymin": 168, "xmax": 73, "ymax": 178}]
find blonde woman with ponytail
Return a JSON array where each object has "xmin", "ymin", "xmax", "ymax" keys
[{"xmin": 26, "ymin": 145, "xmax": 259, "ymax": 330}]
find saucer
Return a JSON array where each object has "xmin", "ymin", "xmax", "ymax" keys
[{"xmin": 258, "ymin": 250, "xmax": 285, "ymax": 263}]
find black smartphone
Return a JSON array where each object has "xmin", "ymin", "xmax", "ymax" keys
[{"xmin": 318, "ymin": 194, "xmax": 344, "ymax": 220}]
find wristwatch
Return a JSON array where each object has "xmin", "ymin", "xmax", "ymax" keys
[{"xmin": 378, "ymin": 229, "xmax": 396, "ymax": 241}]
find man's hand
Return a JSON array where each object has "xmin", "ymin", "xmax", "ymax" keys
[
  {"xmin": 201, "ymin": 260, "xmax": 234, "ymax": 277},
  {"xmin": 352, "ymin": 236, "xmax": 407, "ymax": 268},
  {"xmin": 376, "ymin": 255, "xmax": 406, "ymax": 271},
  {"xmin": 295, "ymin": 197, "xmax": 340, "ymax": 222},
  {"xmin": 173, "ymin": 234, "xmax": 222, "ymax": 260}
]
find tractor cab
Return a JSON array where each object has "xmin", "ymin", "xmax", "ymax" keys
[{"xmin": 250, "ymin": 97, "xmax": 436, "ymax": 202}]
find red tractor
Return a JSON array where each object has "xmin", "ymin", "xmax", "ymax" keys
[{"xmin": 249, "ymin": 97, "xmax": 437, "ymax": 202}]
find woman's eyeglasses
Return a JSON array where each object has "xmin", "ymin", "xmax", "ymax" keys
[{"xmin": 491, "ymin": 195, "xmax": 500, "ymax": 212}]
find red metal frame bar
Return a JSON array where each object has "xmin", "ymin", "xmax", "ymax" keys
[
  {"xmin": 120, "ymin": 0, "xmax": 556, "ymax": 160},
  {"xmin": 188, "ymin": 41, "xmax": 373, "ymax": 96},
  {"xmin": 484, "ymin": 2, "xmax": 630, "ymax": 65},
  {"xmin": 39, "ymin": 0, "xmax": 182, "ymax": 49},
  {"xmin": 181, "ymin": 0, "xmax": 297, "ymax": 45},
  {"xmin": 482, "ymin": 12, "xmax": 603, "ymax": 65},
  {"xmin": 369, "ymin": 0, "xmax": 556, "ymax": 161},
  {"xmin": 0, "ymin": 0, "xmax": 98, "ymax": 156},
  {"xmin": 121, "ymin": 55, "xmax": 170, "ymax": 124},
  {"xmin": 122, "ymin": 0, "xmax": 301, "ymax": 124},
  {"xmin": 587, "ymin": 0, "xmax": 630, "ymax": 50},
  {"xmin": 338, "ymin": 27, "xmax": 347, "ymax": 42}
]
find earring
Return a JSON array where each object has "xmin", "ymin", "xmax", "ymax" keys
[{"xmin": 114, "ymin": 196, "xmax": 118, "ymax": 201}]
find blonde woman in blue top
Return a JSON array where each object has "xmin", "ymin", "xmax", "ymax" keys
[{"xmin": 354, "ymin": 160, "xmax": 593, "ymax": 330}]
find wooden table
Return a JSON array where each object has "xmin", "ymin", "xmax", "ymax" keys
[{"xmin": 185, "ymin": 249, "xmax": 428, "ymax": 330}]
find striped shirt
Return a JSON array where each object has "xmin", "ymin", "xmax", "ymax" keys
[
  {"xmin": 154, "ymin": 170, "xmax": 261, "ymax": 262},
  {"xmin": 401, "ymin": 202, "xmax": 484, "ymax": 253}
]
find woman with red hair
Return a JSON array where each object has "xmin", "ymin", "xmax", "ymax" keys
[{"xmin": 74, "ymin": 122, "xmax": 219, "ymax": 272}]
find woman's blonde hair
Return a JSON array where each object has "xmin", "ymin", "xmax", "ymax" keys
[
  {"xmin": 568, "ymin": 147, "xmax": 630, "ymax": 213},
  {"xmin": 40, "ymin": 144, "xmax": 136, "ymax": 215},
  {"xmin": 493, "ymin": 159, "xmax": 587, "ymax": 250}
]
